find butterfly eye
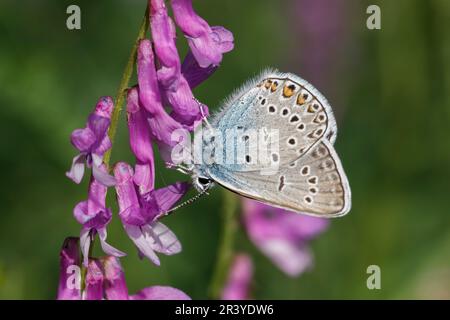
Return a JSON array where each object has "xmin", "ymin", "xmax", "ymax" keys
[{"xmin": 198, "ymin": 177, "xmax": 211, "ymax": 185}]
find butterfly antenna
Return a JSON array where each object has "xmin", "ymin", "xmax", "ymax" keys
[{"xmin": 162, "ymin": 188, "xmax": 209, "ymax": 217}]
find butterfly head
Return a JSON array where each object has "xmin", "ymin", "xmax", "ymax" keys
[{"xmin": 192, "ymin": 169, "xmax": 215, "ymax": 193}]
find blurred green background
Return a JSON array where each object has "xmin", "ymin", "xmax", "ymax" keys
[{"xmin": 0, "ymin": 0, "xmax": 449, "ymax": 299}]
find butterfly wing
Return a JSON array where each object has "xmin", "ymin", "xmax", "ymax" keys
[
  {"xmin": 204, "ymin": 69, "xmax": 350, "ymax": 217},
  {"xmin": 209, "ymin": 69, "xmax": 338, "ymax": 171},
  {"xmin": 207, "ymin": 139, "xmax": 351, "ymax": 217}
]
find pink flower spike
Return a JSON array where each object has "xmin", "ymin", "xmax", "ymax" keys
[
  {"xmin": 171, "ymin": 0, "xmax": 234, "ymax": 68},
  {"xmin": 222, "ymin": 254, "xmax": 253, "ymax": 300},
  {"xmin": 57, "ymin": 237, "xmax": 82, "ymax": 300},
  {"xmin": 130, "ymin": 286, "xmax": 191, "ymax": 300}
]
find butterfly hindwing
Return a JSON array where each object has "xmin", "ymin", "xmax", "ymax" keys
[{"xmin": 207, "ymin": 140, "xmax": 351, "ymax": 217}]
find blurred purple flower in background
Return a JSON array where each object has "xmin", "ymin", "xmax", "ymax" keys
[
  {"xmin": 243, "ymin": 199, "xmax": 328, "ymax": 277},
  {"xmin": 66, "ymin": 96, "xmax": 116, "ymax": 186},
  {"xmin": 222, "ymin": 254, "xmax": 253, "ymax": 300}
]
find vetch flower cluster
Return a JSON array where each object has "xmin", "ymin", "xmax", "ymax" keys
[{"xmin": 60, "ymin": 0, "xmax": 233, "ymax": 300}]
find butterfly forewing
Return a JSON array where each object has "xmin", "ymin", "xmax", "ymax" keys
[{"xmin": 211, "ymin": 71, "xmax": 337, "ymax": 171}]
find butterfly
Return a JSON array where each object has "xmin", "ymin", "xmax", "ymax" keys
[{"xmin": 172, "ymin": 69, "xmax": 351, "ymax": 218}]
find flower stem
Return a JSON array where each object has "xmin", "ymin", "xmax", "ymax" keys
[
  {"xmin": 103, "ymin": 5, "xmax": 149, "ymax": 168},
  {"xmin": 208, "ymin": 190, "xmax": 239, "ymax": 299}
]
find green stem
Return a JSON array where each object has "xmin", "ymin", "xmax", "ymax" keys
[
  {"xmin": 103, "ymin": 6, "xmax": 149, "ymax": 168},
  {"xmin": 208, "ymin": 190, "xmax": 239, "ymax": 299}
]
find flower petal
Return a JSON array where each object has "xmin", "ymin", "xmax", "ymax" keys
[
  {"xmin": 101, "ymin": 256, "xmax": 129, "ymax": 300},
  {"xmin": 85, "ymin": 258, "xmax": 104, "ymax": 300},
  {"xmin": 130, "ymin": 286, "xmax": 191, "ymax": 300},
  {"xmin": 222, "ymin": 254, "xmax": 253, "ymax": 300},
  {"xmin": 123, "ymin": 224, "xmax": 160, "ymax": 266},
  {"xmin": 181, "ymin": 50, "xmax": 218, "ymax": 89},
  {"xmin": 57, "ymin": 237, "xmax": 81, "ymax": 300},
  {"xmin": 260, "ymin": 239, "xmax": 312, "ymax": 277},
  {"xmin": 73, "ymin": 200, "xmax": 89, "ymax": 225},
  {"xmin": 243, "ymin": 199, "xmax": 326, "ymax": 277},
  {"xmin": 126, "ymin": 87, "xmax": 155, "ymax": 193},
  {"xmin": 114, "ymin": 162, "xmax": 147, "ymax": 225},
  {"xmin": 165, "ymin": 76, "xmax": 207, "ymax": 127},
  {"xmin": 143, "ymin": 222, "xmax": 182, "ymax": 255},
  {"xmin": 136, "ymin": 40, "xmax": 183, "ymax": 146},
  {"xmin": 138, "ymin": 182, "xmax": 189, "ymax": 222},
  {"xmin": 79, "ymin": 228, "xmax": 91, "ymax": 267},
  {"xmin": 149, "ymin": 0, "xmax": 181, "ymax": 89},
  {"xmin": 171, "ymin": 0, "xmax": 234, "ymax": 67},
  {"xmin": 87, "ymin": 113, "xmax": 111, "ymax": 144},
  {"xmin": 94, "ymin": 96, "xmax": 114, "ymax": 119},
  {"xmin": 134, "ymin": 162, "xmax": 154, "ymax": 195},
  {"xmin": 151, "ymin": 182, "xmax": 190, "ymax": 218},
  {"xmin": 92, "ymin": 162, "xmax": 116, "ymax": 187},
  {"xmin": 70, "ymin": 127, "xmax": 96, "ymax": 153},
  {"xmin": 98, "ymin": 227, "xmax": 126, "ymax": 258},
  {"xmin": 66, "ymin": 154, "xmax": 86, "ymax": 184},
  {"xmin": 86, "ymin": 169, "xmax": 107, "ymax": 212},
  {"xmin": 94, "ymin": 135, "xmax": 112, "ymax": 156}
]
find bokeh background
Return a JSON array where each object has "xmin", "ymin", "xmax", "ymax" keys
[{"xmin": 1, "ymin": 0, "xmax": 449, "ymax": 299}]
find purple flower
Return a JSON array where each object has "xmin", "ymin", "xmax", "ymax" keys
[
  {"xmin": 171, "ymin": 0, "xmax": 234, "ymax": 68},
  {"xmin": 222, "ymin": 254, "xmax": 253, "ymax": 300},
  {"xmin": 136, "ymin": 40, "xmax": 188, "ymax": 144},
  {"xmin": 85, "ymin": 258, "xmax": 104, "ymax": 300},
  {"xmin": 74, "ymin": 166, "xmax": 125, "ymax": 266},
  {"xmin": 66, "ymin": 96, "xmax": 116, "ymax": 186},
  {"xmin": 114, "ymin": 162, "xmax": 189, "ymax": 265},
  {"xmin": 57, "ymin": 237, "xmax": 81, "ymax": 300},
  {"xmin": 147, "ymin": 1, "xmax": 213, "ymax": 128},
  {"xmin": 243, "ymin": 199, "xmax": 329, "ymax": 277},
  {"xmin": 101, "ymin": 255, "xmax": 191, "ymax": 300},
  {"xmin": 181, "ymin": 50, "xmax": 218, "ymax": 89},
  {"xmin": 130, "ymin": 286, "xmax": 191, "ymax": 300},
  {"xmin": 127, "ymin": 86, "xmax": 156, "ymax": 193},
  {"xmin": 101, "ymin": 256, "xmax": 129, "ymax": 300}
]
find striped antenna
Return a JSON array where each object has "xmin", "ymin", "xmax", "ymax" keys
[{"xmin": 163, "ymin": 188, "xmax": 209, "ymax": 216}]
